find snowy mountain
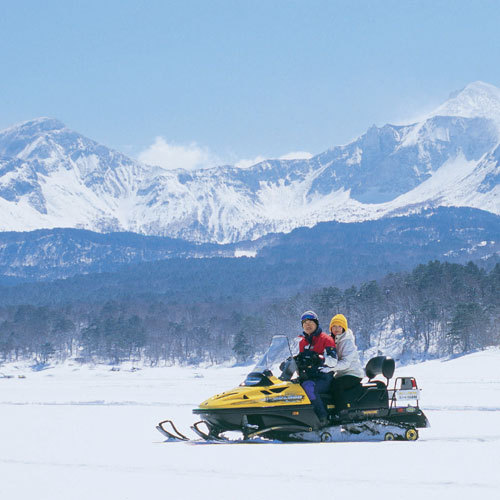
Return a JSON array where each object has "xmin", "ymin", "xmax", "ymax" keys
[{"xmin": 0, "ymin": 81, "xmax": 499, "ymax": 243}]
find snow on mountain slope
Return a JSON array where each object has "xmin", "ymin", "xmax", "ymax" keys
[
  {"xmin": 383, "ymin": 149, "xmax": 499, "ymax": 217},
  {"xmin": 0, "ymin": 82, "xmax": 499, "ymax": 243},
  {"xmin": 431, "ymin": 81, "xmax": 500, "ymax": 126}
]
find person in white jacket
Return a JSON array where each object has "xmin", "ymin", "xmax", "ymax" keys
[{"xmin": 328, "ymin": 314, "xmax": 364, "ymax": 413}]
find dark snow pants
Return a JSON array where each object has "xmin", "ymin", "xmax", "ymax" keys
[
  {"xmin": 330, "ymin": 375, "xmax": 362, "ymax": 411},
  {"xmin": 302, "ymin": 372, "xmax": 333, "ymax": 420}
]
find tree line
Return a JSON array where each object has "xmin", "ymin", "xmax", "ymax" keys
[{"xmin": 0, "ymin": 261, "xmax": 498, "ymax": 366}]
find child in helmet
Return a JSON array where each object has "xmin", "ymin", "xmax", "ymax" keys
[
  {"xmin": 296, "ymin": 310, "xmax": 338, "ymax": 427},
  {"xmin": 328, "ymin": 314, "xmax": 364, "ymax": 414}
]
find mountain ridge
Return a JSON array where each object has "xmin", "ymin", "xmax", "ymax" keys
[{"xmin": 0, "ymin": 81, "xmax": 499, "ymax": 243}]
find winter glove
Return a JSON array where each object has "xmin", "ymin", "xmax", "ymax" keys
[
  {"xmin": 279, "ymin": 356, "xmax": 297, "ymax": 381},
  {"xmin": 279, "ymin": 356, "xmax": 292, "ymax": 371},
  {"xmin": 295, "ymin": 350, "xmax": 322, "ymax": 380},
  {"xmin": 325, "ymin": 346, "xmax": 337, "ymax": 359},
  {"xmin": 295, "ymin": 349, "xmax": 321, "ymax": 368},
  {"xmin": 324, "ymin": 346, "xmax": 338, "ymax": 369}
]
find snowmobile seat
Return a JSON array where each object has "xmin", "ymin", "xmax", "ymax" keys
[
  {"xmin": 340, "ymin": 356, "xmax": 395, "ymax": 411},
  {"xmin": 338, "ymin": 356, "xmax": 394, "ymax": 410},
  {"xmin": 322, "ymin": 382, "xmax": 389, "ymax": 412},
  {"xmin": 321, "ymin": 357, "xmax": 395, "ymax": 412},
  {"xmin": 365, "ymin": 356, "xmax": 395, "ymax": 381},
  {"xmin": 362, "ymin": 380, "xmax": 387, "ymax": 389},
  {"xmin": 344, "ymin": 382, "xmax": 389, "ymax": 410}
]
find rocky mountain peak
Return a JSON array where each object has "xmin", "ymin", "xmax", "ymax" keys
[
  {"xmin": 430, "ymin": 81, "xmax": 500, "ymax": 129},
  {"xmin": 0, "ymin": 117, "xmax": 66, "ymax": 138}
]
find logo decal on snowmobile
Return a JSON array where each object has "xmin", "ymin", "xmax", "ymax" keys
[{"xmin": 262, "ymin": 395, "xmax": 304, "ymax": 403}]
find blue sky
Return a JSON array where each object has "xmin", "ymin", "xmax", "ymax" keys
[{"xmin": 1, "ymin": 0, "xmax": 499, "ymax": 169}]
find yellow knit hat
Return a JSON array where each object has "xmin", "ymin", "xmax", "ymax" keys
[{"xmin": 329, "ymin": 314, "xmax": 348, "ymax": 332}]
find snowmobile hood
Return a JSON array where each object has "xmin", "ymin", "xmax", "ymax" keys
[{"xmin": 197, "ymin": 376, "xmax": 310, "ymax": 410}]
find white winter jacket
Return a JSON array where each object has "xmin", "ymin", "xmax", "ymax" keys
[{"xmin": 332, "ymin": 329, "xmax": 364, "ymax": 378}]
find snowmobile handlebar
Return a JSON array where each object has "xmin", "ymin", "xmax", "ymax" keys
[{"xmin": 294, "ymin": 350, "xmax": 322, "ymax": 368}]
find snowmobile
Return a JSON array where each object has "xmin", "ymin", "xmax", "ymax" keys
[{"xmin": 157, "ymin": 335, "xmax": 429, "ymax": 443}]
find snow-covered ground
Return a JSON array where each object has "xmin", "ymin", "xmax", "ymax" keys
[{"xmin": 0, "ymin": 349, "xmax": 499, "ymax": 500}]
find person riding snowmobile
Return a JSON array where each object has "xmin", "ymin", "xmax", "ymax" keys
[
  {"xmin": 161, "ymin": 331, "xmax": 429, "ymax": 442},
  {"xmin": 295, "ymin": 310, "xmax": 337, "ymax": 427},
  {"xmin": 328, "ymin": 314, "xmax": 364, "ymax": 415}
]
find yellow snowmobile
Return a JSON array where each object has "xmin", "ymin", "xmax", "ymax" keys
[{"xmin": 157, "ymin": 335, "xmax": 429, "ymax": 442}]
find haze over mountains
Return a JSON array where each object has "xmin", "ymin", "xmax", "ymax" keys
[{"xmin": 1, "ymin": 81, "xmax": 499, "ymax": 244}]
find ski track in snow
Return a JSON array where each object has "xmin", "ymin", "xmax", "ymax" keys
[{"xmin": 0, "ymin": 350, "xmax": 499, "ymax": 499}]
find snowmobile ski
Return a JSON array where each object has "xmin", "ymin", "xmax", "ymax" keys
[
  {"xmin": 190, "ymin": 420, "xmax": 228, "ymax": 442},
  {"xmin": 156, "ymin": 419, "xmax": 189, "ymax": 441}
]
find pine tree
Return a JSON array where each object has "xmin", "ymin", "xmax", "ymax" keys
[{"xmin": 232, "ymin": 330, "xmax": 253, "ymax": 364}]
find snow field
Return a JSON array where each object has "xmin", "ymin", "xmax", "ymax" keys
[{"xmin": 0, "ymin": 349, "xmax": 499, "ymax": 500}]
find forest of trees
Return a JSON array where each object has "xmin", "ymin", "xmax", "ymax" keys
[{"xmin": 0, "ymin": 261, "xmax": 498, "ymax": 367}]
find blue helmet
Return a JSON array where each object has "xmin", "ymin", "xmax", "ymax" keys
[{"xmin": 301, "ymin": 310, "xmax": 319, "ymax": 325}]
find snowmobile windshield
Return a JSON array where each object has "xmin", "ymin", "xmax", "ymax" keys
[{"xmin": 243, "ymin": 335, "xmax": 294, "ymax": 386}]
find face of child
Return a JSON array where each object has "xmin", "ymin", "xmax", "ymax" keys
[
  {"xmin": 330, "ymin": 324, "xmax": 343, "ymax": 336},
  {"xmin": 302, "ymin": 319, "xmax": 317, "ymax": 335}
]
